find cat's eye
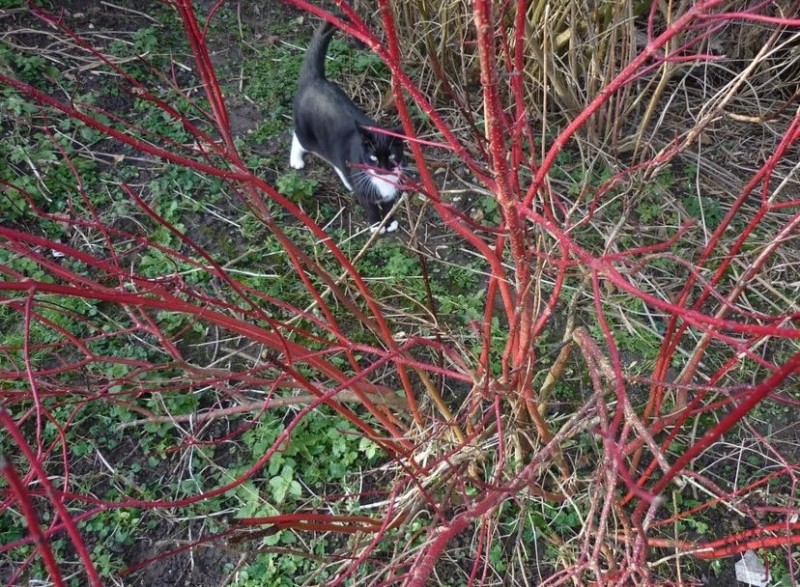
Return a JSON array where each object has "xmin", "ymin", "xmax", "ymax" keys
[
  {"xmin": 389, "ymin": 154, "xmax": 396, "ymax": 161},
  {"xmin": 369, "ymin": 155, "xmax": 378, "ymax": 163}
]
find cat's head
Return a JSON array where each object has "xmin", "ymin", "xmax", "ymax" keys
[{"xmin": 356, "ymin": 123, "xmax": 404, "ymax": 174}]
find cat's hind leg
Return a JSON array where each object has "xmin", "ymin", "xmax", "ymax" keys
[{"xmin": 290, "ymin": 132, "xmax": 307, "ymax": 169}]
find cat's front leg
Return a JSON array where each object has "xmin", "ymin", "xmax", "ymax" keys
[
  {"xmin": 365, "ymin": 199, "xmax": 399, "ymax": 234},
  {"xmin": 369, "ymin": 219, "xmax": 398, "ymax": 234},
  {"xmin": 379, "ymin": 198, "xmax": 399, "ymax": 233},
  {"xmin": 290, "ymin": 132, "xmax": 307, "ymax": 169}
]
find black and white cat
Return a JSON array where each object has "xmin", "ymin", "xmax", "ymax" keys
[{"xmin": 290, "ymin": 21, "xmax": 404, "ymax": 234}]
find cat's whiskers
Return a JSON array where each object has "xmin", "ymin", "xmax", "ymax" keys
[{"xmin": 352, "ymin": 167, "xmax": 401, "ymax": 202}]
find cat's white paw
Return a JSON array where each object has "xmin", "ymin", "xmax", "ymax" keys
[
  {"xmin": 290, "ymin": 156, "xmax": 305, "ymax": 170},
  {"xmin": 369, "ymin": 220, "xmax": 399, "ymax": 235}
]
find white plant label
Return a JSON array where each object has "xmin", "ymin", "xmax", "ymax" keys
[{"xmin": 734, "ymin": 550, "xmax": 771, "ymax": 587}]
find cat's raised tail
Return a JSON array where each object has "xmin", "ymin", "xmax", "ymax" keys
[{"xmin": 298, "ymin": 20, "xmax": 335, "ymax": 84}]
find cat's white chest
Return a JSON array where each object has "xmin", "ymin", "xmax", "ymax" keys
[{"xmin": 368, "ymin": 171, "xmax": 400, "ymax": 201}]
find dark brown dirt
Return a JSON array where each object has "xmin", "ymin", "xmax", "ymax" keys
[{"xmin": 126, "ymin": 533, "xmax": 238, "ymax": 587}]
